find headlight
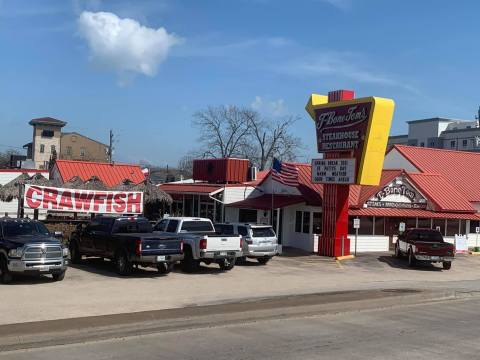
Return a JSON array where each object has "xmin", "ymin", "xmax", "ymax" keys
[
  {"xmin": 62, "ymin": 247, "xmax": 70, "ymax": 257},
  {"xmin": 8, "ymin": 247, "xmax": 24, "ymax": 258}
]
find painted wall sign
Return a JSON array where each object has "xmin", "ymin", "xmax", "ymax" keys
[
  {"xmin": 306, "ymin": 96, "xmax": 395, "ymax": 185},
  {"xmin": 365, "ymin": 179, "xmax": 427, "ymax": 209},
  {"xmin": 24, "ymin": 185, "xmax": 144, "ymax": 214},
  {"xmin": 311, "ymin": 158, "xmax": 356, "ymax": 184}
]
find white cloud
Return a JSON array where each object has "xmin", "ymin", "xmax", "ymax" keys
[
  {"xmin": 251, "ymin": 96, "xmax": 287, "ymax": 117},
  {"xmin": 78, "ymin": 11, "xmax": 182, "ymax": 83}
]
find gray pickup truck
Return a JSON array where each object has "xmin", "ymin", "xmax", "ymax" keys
[{"xmin": 0, "ymin": 217, "xmax": 69, "ymax": 284}]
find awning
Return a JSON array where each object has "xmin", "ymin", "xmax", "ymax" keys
[
  {"xmin": 229, "ymin": 194, "xmax": 305, "ymax": 210},
  {"xmin": 349, "ymin": 207, "xmax": 480, "ymax": 220}
]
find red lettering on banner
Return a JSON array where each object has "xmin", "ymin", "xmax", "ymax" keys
[
  {"xmin": 74, "ymin": 192, "xmax": 94, "ymax": 211},
  {"xmin": 93, "ymin": 192, "xmax": 107, "ymax": 211},
  {"xmin": 106, "ymin": 193, "xmax": 113, "ymax": 213},
  {"xmin": 25, "ymin": 186, "xmax": 42, "ymax": 209},
  {"xmin": 58, "ymin": 190, "xmax": 73, "ymax": 209},
  {"xmin": 113, "ymin": 193, "xmax": 126, "ymax": 213},
  {"xmin": 42, "ymin": 188, "xmax": 58, "ymax": 209},
  {"xmin": 127, "ymin": 193, "xmax": 142, "ymax": 213}
]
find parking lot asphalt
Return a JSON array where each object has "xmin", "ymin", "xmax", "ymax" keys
[{"xmin": 2, "ymin": 252, "xmax": 480, "ymax": 325}]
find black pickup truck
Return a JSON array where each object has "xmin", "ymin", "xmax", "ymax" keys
[
  {"xmin": 0, "ymin": 217, "xmax": 69, "ymax": 284},
  {"xmin": 69, "ymin": 216, "xmax": 184, "ymax": 276}
]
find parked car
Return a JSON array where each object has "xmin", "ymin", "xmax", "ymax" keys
[
  {"xmin": 394, "ymin": 228, "xmax": 455, "ymax": 269},
  {"xmin": 215, "ymin": 223, "xmax": 281, "ymax": 265},
  {"xmin": 0, "ymin": 217, "xmax": 69, "ymax": 284},
  {"xmin": 153, "ymin": 217, "xmax": 242, "ymax": 272},
  {"xmin": 69, "ymin": 215, "xmax": 184, "ymax": 276}
]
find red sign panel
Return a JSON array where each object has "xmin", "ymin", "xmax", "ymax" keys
[
  {"xmin": 315, "ymin": 102, "xmax": 372, "ymax": 153},
  {"xmin": 24, "ymin": 185, "xmax": 144, "ymax": 214}
]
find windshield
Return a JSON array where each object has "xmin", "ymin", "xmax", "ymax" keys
[
  {"xmin": 113, "ymin": 220, "xmax": 152, "ymax": 233},
  {"xmin": 181, "ymin": 221, "xmax": 214, "ymax": 232},
  {"xmin": 2, "ymin": 221, "xmax": 51, "ymax": 237},
  {"xmin": 407, "ymin": 230, "xmax": 444, "ymax": 243},
  {"xmin": 252, "ymin": 227, "xmax": 276, "ymax": 237}
]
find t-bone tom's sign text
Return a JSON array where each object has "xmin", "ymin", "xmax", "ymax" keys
[
  {"xmin": 312, "ymin": 158, "xmax": 356, "ymax": 184},
  {"xmin": 315, "ymin": 102, "xmax": 372, "ymax": 153}
]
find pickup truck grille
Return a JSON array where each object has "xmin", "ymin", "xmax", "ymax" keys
[{"xmin": 23, "ymin": 245, "xmax": 63, "ymax": 260}]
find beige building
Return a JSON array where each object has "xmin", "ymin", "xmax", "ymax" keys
[
  {"xmin": 24, "ymin": 117, "xmax": 109, "ymax": 169},
  {"xmin": 60, "ymin": 132, "xmax": 109, "ymax": 162}
]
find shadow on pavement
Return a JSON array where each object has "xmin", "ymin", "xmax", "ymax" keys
[{"xmin": 378, "ymin": 255, "xmax": 443, "ymax": 271}]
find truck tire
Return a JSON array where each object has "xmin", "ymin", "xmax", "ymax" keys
[
  {"xmin": 0, "ymin": 255, "xmax": 12, "ymax": 284},
  {"xmin": 69, "ymin": 240, "xmax": 82, "ymax": 264},
  {"xmin": 219, "ymin": 257, "xmax": 235, "ymax": 271},
  {"xmin": 114, "ymin": 250, "xmax": 133, "ymax": 276},
  {"xmin": 257, "ymin": 257, "xmax": 270, "ymax": 265},
  {"xmin": 443, "ymin": 261, "xmax": 452, "ymax": 270},
  {"xmin": 52, "ymin": 270, "xmax": 66, "ymax": 281},
  {"xmin": 157, "ymin": 262, "xmax": 174, "ymax": 275},
  {"xmin": 408, "ymin": 250, "xmax": 416, "ymax": 268},
  {"xmin": 181, "ymin": 247, "xmax": 199, "ymax": 273},
  {"xmin": 235, "ymin": 256, "xmax": 246, "ymax": 265}
]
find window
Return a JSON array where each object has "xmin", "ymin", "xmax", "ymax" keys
[
  {"xmin": 215, "ymin": 224, "xmax": 234, "ymax": 235},
  {"xmin": 295, "ymin": 211, "xmax": 302, "ymax": 233},
  {"xmin": 51, "ymin": 145, "xmax": 56, "ymax": 153},
  {"xmin": 470, "ymin": 220, "xmax": 480, "ymax": 234},
  {"xmin": 66, "ymin": 146, "xmax": 72, "ymax": 156},
  {"xmin": 420, "ymin": 142, "xmax": 424, "ymax": 147},
  {"xmin": 432, "ymin": 219, "xmax": 445, "ymax": 235},
  {"xmin": 302, "ymin": 212, "xmax": 310, "ymax": 234},
  {"xmin": 252, "ymin": 227, "xmax": 276, "ymax": 237},
  {"xmin": 312, "ymin": 212, "xmax": 322, "ymax": 234},
  {"xmin": 113, "ymin": 219, "xmax": 151, "ymax": 233},
  {"xmin": 153, "ymin": 220, "xmax": 168, "ymax": 232},
  {"xmin": 417, "ymin": 218, "xmax": 431, "ymax": 228},
  {"xmin": 450, "ymin": 140, "xmax": 456, "ymax": 148},
  {"xmin": 429, "ymin": 141, "xmax": 435, "ymax": 147},
  {"xmin": 374, "ymin": 217, "xmax": 385, "ymax": 235},
  {"xmin": 181, "ymin": 221, "xmax": 214, "ymax": 232},
  {"xmin": 166, "ymin": 220, "xmax": 179, "ymax": 233},
  {"xmin": 358, "ymin": 217, "xmax": 374, "ymax": 235},
  {"xmin": 446, "ymin": 219, "xmax": 460, "ymax": 236},
  {"xmin": 460, "ymin": 220, "xmax": 467, "ymax": 235},
  {"xmin": 237, "ymin": 226, "xmax": 248, "ymax": 236},
  {"xmin": 39, "ymin": 144, "xmax": 45, "ymax": 153},
  {"xmin": 80, "ymin": 147, "xmax": 86, "ymax": 157},
  {"xmin": 239, "ymin": 209, "xmax": 257, "ymax": 223},
  {"xmin": 41, "ymin": 129, "xmax": 54, "ymax": 138},
  {"xmin": 463, "ymin": 139, "xmax": 468, "ymax": 147}
]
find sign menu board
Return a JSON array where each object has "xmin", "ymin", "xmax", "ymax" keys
[{"xmin": 311, "ymin": 158, "xmax": 356, "ymax": 184}]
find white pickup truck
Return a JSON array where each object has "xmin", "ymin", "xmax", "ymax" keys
[{"xmin": 153, "ymin": 217, "xmax": 242, "ymax": 272}]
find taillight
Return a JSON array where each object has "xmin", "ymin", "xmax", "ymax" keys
[
  {"xmin": 240, "ymin": 237, "xmax": 244, "ymax": 249},
  {"xmin": 199, "ymin": 238, "xmax": 207, "ymax": 250},
  {"xmin": 135, "ymin": 239, "xmax": 142, "ymax": 256},
  {"xmin": 180, "ymin": 241, "xmax": 184, "ymax": 254},
  {"xmin": 245, "ymin": 237, "xmax": 253, "ymax": 245}
]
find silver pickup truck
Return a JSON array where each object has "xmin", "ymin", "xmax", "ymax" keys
[{"xmin": 153, "ymin": 217, "xmax": 242, "ymax": 272}]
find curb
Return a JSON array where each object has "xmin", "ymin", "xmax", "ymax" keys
[{"xmin": 336, "ymin": 255, "xmax": 355, "ymax": 261}]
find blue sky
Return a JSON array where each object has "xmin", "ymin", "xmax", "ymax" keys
[{"xmin": 0, "ymin": 0, "xmax": 479, "ymax": 166}]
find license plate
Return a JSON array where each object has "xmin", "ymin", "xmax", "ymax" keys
[
  {"xmin": 38, "ymin": 266, "xmax": 51, "ymax": 272},
  {"xmin": 430, "ymin": 256, "xmax": 440, "ymax": 261},
  {"xmin": 156, "ymin": 255, "xmax": 166, "ymax": 262},
  {"xmin": 219, "ymin": 252, "xmax": 227, "ymax": 256}
]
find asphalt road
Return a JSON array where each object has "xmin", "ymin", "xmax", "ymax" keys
[{"xmin": 2, "ymin": 295, "xmax": 480, "ymax": 359}]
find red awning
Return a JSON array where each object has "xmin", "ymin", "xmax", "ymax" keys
[
  {"xmin": 350, "ymin": 207, "xmax": 480, "ymax": 220},
  {"xmin": 229, "ymin": 194, "xmax": 305, "ymax": 210}
]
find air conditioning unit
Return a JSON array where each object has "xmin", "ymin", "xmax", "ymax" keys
[{"xmin": 249, "ymin": 166, "xmax": 258, "ymax": 181}]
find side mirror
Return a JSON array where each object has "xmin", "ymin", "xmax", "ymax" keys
[{"xmin": 54, "ymin": 231, "xmax": 64, "ymax": 239}]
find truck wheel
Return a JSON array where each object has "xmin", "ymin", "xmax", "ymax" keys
[
  {"xmin": 157, "ymin": 262, "xmax": 174, "ymax": 275},
  {"xmin": 0, "ymin": 255, "xmax": 12, "ymax": 284},
  {"xmin": 219, "ymin": 257, "xmax": 235, "ymax": 271},
  {"xmin": 69, "ymin": 240, "xmax": 82, "ymax": 264},
  {"xmin": 114, "ymin": 251, "xmax": 133, "ymax": 276},
  {"xmin": 181, "ymin": 247, "xmax": 199, "ymax": 273},
  {"xmin": 443, "ymin": 261, "xmax": 452, "ymax": 270},
  {"xmin": 235, "ymin": 256, "xmax": 246, "ymax": 265},
  {"xmin": 394, "ymin": 243, "xmax": 402, "ymax": 258},
  {"xmin": 257, "ymin": 257, "xmax": 270, "ymax": 265},
  {"xmin": 408, "ymin": 250, "xmax": 416, "ymax": 268},
  {"xmin": 52, "ymin": 270, "xmax": 66, "ymax": 281}
]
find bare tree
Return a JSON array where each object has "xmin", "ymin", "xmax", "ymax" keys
[{"xmin": 193, "ymin": 106, "xmax": 251, "ymax": 158}]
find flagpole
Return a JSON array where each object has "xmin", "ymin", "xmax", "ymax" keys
[{"xmin": 271, "ymin": 173, "xmax": 274, "ymax": 226}]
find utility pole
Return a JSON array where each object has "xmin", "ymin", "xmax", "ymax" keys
[{"xmin": 108, "ymin": 129, "xmax": 114, "ymax": 163}]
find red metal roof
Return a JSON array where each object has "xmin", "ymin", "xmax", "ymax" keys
[
  {"xmin": 54, "ymin": 160, "xmax": 145, "ymax": 187},
  {"xmin": 350, "ymin": 208, "xmax": 480, "ymax": 220},
  {"xmin": 229, "ymin": 194, "xmax": 305, "ymax": 210},
  {"xmin": 392, "ymin": 145, "xmax": 480, "ymax": 202},
  {"xmin": 158, "ymin": 183, "xmax": 223, "ymax": 194}
]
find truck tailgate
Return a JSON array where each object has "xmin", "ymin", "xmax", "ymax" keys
[
  {"xmin": 206, "ymin": 235, "xmax": 241, "ymax": 252},
  {"xmin": 416, "ymin": 241, "xmax": 454, "ymax": 256},
  {"xmin": 117, "ymin": 233, "xmax": 182, "ymax": 255}
]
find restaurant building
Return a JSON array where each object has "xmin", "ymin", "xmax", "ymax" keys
[{"xmin": 160, "ymin": 145, "xmax": 480, "ymax": 253}]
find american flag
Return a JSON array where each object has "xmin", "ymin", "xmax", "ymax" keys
[{"xmin": 271, "ymin": 158, "xmax": 299, "ymax": 187}]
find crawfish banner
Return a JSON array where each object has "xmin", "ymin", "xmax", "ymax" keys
[{"xmin": 24, "ymin": 185, "xmax": 144, "ymax": 214}]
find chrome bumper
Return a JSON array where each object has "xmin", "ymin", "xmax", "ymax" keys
[
  {"xmin": 244, "ymin": 245, "xmax": 279, "ymax": 258},
  {"xmin": 200, "ymin": 250, "xmax": 242, "ymax": 259},
  {"xmin": 134, "ymin": 254, "xmax": 184, "ymax": 264},
  {"xmin": 415, "ymin": 255, "xmax": 454, "ymax": 262},
  {"xmin": 8, "ymin": 258, "xmax": 68, "ymax": 273}
]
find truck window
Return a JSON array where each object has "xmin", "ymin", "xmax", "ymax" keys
[
  {"xmin": 113, "ymin": 220, "xmax": 152, "ymax": 233},
  {"xmin": 252, "ymin": 227, "xmax": 275, "ymax": 237},
  {"xmin": 154, "ymin": 220, "xmax": 168, "ymax": 232},
  {"xmin": 407, "ymin": 230, "xmax": 443, "ymax": 243},
  {"xmin": 181, "ymin": 221, "xmax": 214, "ymax": 232},
  {"xmin": 215, "ymin": 224, "xmax": 234, "ymax": 235},
  {"xmin": 166, "ymin": 220, "xmax": 179, "ymax": 233},
  {"xmin": 237, "ymin": 226, "xmax": 248, "ymax": 236},
  {"xmin": 100, "ymin": 218, "xmax": 115, "ymax": 232}
]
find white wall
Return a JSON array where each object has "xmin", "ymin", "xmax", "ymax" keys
[
  {"xmin": 383, "ymin": 149, "xmax": 419, "ymax": 172},
  {"xmin": 224, "ymin": 207, "xmax": 239, "ymax": 222},
  {"xmin": 349, "ymin": 236, "xmax": 389, "ymax": 252},
  {"xmin": 223, "ymin": 186, "xmax": 260, "ymax": 204}
]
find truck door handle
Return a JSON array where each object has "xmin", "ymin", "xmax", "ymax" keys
[{"xmin": 221, "ymin": 238, "xmax": 227, "ymax": 241}]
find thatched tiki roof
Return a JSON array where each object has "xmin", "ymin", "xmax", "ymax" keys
[
  {"xmin": 0, "ymin": 173, "xmax": 30, "ymax": 202},
  {"xmin": 26, "ymin": 173, "xmax": 56, "ymax": 187},
  {"xmin": 77, "ymin": 176, "xmax": 108, "ymax": 191},
  {"xmin": 62, "ymin": 176, "xmax": 84, "ymax": 189},
  {"xmin": 112, "ymin": 178, "xmax": 135, "ymax": 191},
  {"xmin": 132, "ymin": 180, "xmax": 172, "ymax": 205}
]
